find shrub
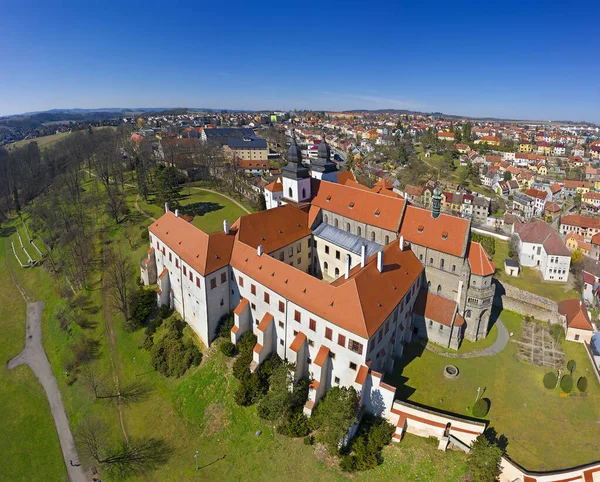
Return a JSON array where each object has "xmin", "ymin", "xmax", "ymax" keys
[
  {"xmin": 577, "ymin": 376, "xmax": 588, "ymax": 393},
  {"xmin": 472, "ymin": 398, "xmax": 491, "ymax": 417},
  {"xmin": 219, "ymin": 341, "xmax": 235, "ymax": 357},
  {"xmin": 561, "ymin": 374, "xmax": 573, "ymax": 393},
  {"xmin": 551, "ymin": 324, "xmax": 565, "ymax": 345},
  {"xmin": 140, "ymin": 229, "xmax": 149, "ymax": 240},
  {"xmin": 149, "ymin": 316, "xmax": 202, "ymax": 377},
  {"xmin": 216, "ymin": 313, "xmax": 234, "ymax": 339},
  {"xmin": 543, "ymin": 372, "xmax": 557, "ymax": 389},
  {"xmin": 234, "ymin": 372, "xmax": 265, "ymax": 406},
  {"xmin": 339, "ymin": 416, "xmax": 395, "ymax": 472},
  {"xmin": 128, "ymin": 289, "xmax": 156, "ymax": 331},
  {"xmin": 232, "ymin": 351, "xmax": 252, "ymax": 380},
  {"xmin": 277, "ymin": 410, "xmax": 310, "ymax": 437},
  {"xmin": 472, "ymin": 233, "xmax": 496, "ymax": 255},
  {"xmin": 237, "ymin": 332, "xmax": 257, "ymax": 354},
  {"xmin": 567, "ymin": 360, "xmax": 576, "ymax": 372},
  {"xmin": 303, "ymin": 435, "xmax": 314, "ymax": 446}
]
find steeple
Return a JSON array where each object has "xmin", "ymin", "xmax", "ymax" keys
[
  {"xmin": 432, "ymin": 184, "xmax": 442, "ymax": 219},
  {"xmin": 312, "ymin": 134, "xmax": 338, "ymax": 174},
  {"xmin": 282, "ymin": 134, "xmax": 310, "ymax": 180}
]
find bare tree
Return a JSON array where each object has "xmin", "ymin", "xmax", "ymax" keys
[
  {"xmin": 105, "ymin": 247, "xmax": 132, "ymax": 322},
  {"xmin": 75, "ymin": 417, "xmax": 171, "ymax": 479},
  {"xmin": 105, "ymin": 185, "xmax": 127, "ymax": 224},
  {"xmin": 83, "ymin": 368, "xmax": 152, "ymax": 405}
]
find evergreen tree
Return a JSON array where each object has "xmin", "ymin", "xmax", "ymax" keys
[
  {"xmin": 462, "ymin": 122, "xmax": 472, "ymax": 142},
  {"xmin": 467, "ymin": 434, "xmax": 503, "ymax": 482}
]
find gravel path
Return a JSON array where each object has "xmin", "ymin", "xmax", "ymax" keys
[
  {"xmin": 7, "ymin": 301, "xmax": 89, "ymax": 482},
  {"xmin": 424, "ymin": 319, "xmax": 509, "ymax": 358}
]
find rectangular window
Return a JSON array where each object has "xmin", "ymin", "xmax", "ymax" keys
[
  {"xmin": 349, "ymin": 362, "xmax": 357, "ymax": 371},
  {"xmin": 385, "ymin": 321, "xmax": 390, "ymax": 334},
  {"xmin": 325, "ymin": 327, "xmax": 332, "ymax": 340},
  {"xmin": 210, "ymin": 278, "xmax": 217, "ymax": 289},
  {"xmin": 251, "ymin": 284, "xmax": 256, "ymax": 295},
  {"xmin": 297, "ymin": 243, "xmax": 301, "ymax": 253},
  {"xmin": 348, "ymin": 340, "xmax": 363, "ymax": 355},
  {"xmin": 189, "ymin": 272, "xmax": 193, "ymax": 282},
  {"xmin": 338, "ymin": 334, "xmax": 346, "ymax": 346},
  {"xmin": 169, "ymin": 252, "xmax": 172, "ymax": 262},
  {"xmin": 175, "ymin": 258, "xmax": 179, "ymax": 268},
  {"xmin": 369, "ymin": 339, "xmax": 376, "ymax": 352},
  {"xmin": 308, "ymin": 339, "xmax": 314, "ymax": 347},
  {"xmin": 279, "ymin": 301, "xmax": 285, "ymax": 313},
  {"xmin": 196, "ymin": 277, "xmax": 201, "ymax": 288},
  {"xmin": 251, "ymin": 303, "xmax": 256, "ymax": 311},
  {"xmin": 183, "ymin": 266, "xmax": 187, "ymax": 276},
  {"xmin": 221, "ymin": 272, "xmax": 227, "ymax": 284},
  {"xmin": 309, "ymin": 319, "xmax": 316, "ymax": 331},
  {"xmin": 278, "ymin": 320, "xmax": 284, "ymax": 328},
  {"xmin": 294, "ymin": 310, "xmax": 301, "ymax": 322},
  {"xmin": 336, "ymin": 250, "xmax": 340, "ymax": 260},
  {"xmin": 325, "ymin": 245, "xmax": 329, "ymax": 254},
  {"xmin": 279, "ymin": 252, "xmax": 284, "ymax": 261},
  {"xmin": 307, "ymin": 239, "xmax": 311, "ymax": 248},
  {"xmin": 378, "ymin": 330, "xmax": 383, "ymax": 342},
  {"xmin": 238, "ymin": 276, "xmax": 244, "ymax": 287},
  {"xmin": 334, "ymin": 376, "xmax": 340, "ymax": 384},
  {"xmin": 288, "ymin": 247, "xmax": 293, "ymax": 257},
  {"xmin": 297, "ymin": 257, "xmax": 301, "ymax": 265}
]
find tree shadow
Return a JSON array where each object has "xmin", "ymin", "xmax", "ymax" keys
[
  {"xmin": 484, "ymin": 426, "xmax": 509, "ymax": 452},
  {"xmin": 0, "ymin": 225, "xmax": 16, "ymax": 238},
  {"xmin": 181, "ymin": 202, "xmax": 223, "ymax": 217}
]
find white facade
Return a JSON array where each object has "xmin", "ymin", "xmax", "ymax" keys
[
  {"xmin": 282, "ymin": 175, "xmax": 311, "ymax": 203},
  {"xmin": 517, "ymin": 240, "xmax": 570, "ymax": 282}
]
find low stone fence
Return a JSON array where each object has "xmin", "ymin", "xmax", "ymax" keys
[
  {"xmin": 500, "ymin": 455, "xmax": 600, "ymax": 482},
  {"xmin": 471, "ymin": 225, "xmax": 511, "ymax": 241},
  {"xmin": 493, "ymin": 280, "xmax": 566, "ymax": 325}
]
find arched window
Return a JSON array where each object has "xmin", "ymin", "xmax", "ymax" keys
[
  {"xmin": 465, "ymin": 310, "xmax": 472, "ymax": 319},
  {"xmin": 302, "ymin": 188, "xmax": 306, "ymax": 199},
  {"xmin": 427, "ymin": 281, "xmax": 431, "ymax": 289},
  {"xmin": 419, "ymin": 253, "xmax": 423, "ymax": 262},
  {"xmin": 385, "ymin": 235, "xmax": 390, "ymax": 244},
  {"xmin": 371, "ymin": 232, "xmax": 376, "ymax": 242},
  {"xmin": 324, "ymin": 262, "xmax": 328, "ymax": 272},
  {"xmin": 437, "ymin": 285, "xmax": 442, "ymax": 294},
  {"xmin": 324, "ymin": 215, "xmax": 328, "ymax": 224},
  {"xmin": 429, "ymin": 258, "xmax": 433, "ymax": 265},
  {"xmin": 346, "ymin": 223, "xmax": 350, "ymax": 232},
  {"xmin": 440, "ymin": 259, "xmax": 445, "ymax": 269},
  {"xmin": 335, "ymin": 268, "xmax": 340, "ymax": 277},
  {"xmin": 288, "ymin": 187, "xmax": 293, "ymax": 198},
  {"xmin": 357, "ymin": 226, "xmax": 362, "ymax": 237},
  {"xmin": 334, "ymin": 218, "xmax": 339, "ymax": 228}
]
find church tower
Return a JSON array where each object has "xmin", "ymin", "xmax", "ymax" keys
[
  {"xmin": 311, "ymin": 134, "xmax": 338, "ymax": 183},
  {"xmin": 431, "ymin": 185, "xmax": 442, "ymax": 218},
  {"xmin": 282, "ymin": 135, "xmax": 311, "ymax": 203}
]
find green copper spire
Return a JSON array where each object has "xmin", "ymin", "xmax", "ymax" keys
[{"xmin": 432, "ymin": 185, "xmax": 442, "ymax": 219}]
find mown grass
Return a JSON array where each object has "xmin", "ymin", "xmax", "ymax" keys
[{"xmin": 386, "ymin": 309, "xmax": 600, "ymax": 471}]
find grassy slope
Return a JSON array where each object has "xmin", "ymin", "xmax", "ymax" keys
[
  {"xmin": 1, "ymin": 180, "xmax": 465, "ymax": 481},
  {"xmin": 9, "ymin": 126, "xmax": 116, "ymax": 150},
  {"xmin": 493, "ymin": 240, "xmax": 579, "ymax": 302},
  {"xmin": 0, "ymin": 228, "xmax": 67, "ymax": 481},
  {"xmin": 386, "ymin": 310, "xmax": 600, "ymax": 471}
]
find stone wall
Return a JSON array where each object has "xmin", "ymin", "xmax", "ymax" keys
[{"xmin": 493, "ymin": 279, "xmax": 565, "ymax": 324}]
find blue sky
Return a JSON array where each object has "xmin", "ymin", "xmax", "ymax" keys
[{"xmin": 1, "ymin": 0, "xmax": 599, "ymax": 122}]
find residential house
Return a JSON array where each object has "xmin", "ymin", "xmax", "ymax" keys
[
  {"xmin": 582, "ymin": 192, "xmax": 600, "ymax": 208},
  {"xmin": 519, "ymin": 142, "xmax": 533, "ymax": 153},
  {"xmin": 546, "ymin": 183, "xmax": 562, "ymax": 201},
  {"xmin": 437, "ymin": 131, "xmax": 455, "ymax": 142},
  {"xmin": 558, "ymin": 299, "xmax": 595, "ymax": 343},
  {"xmin": 553, "ymin": 144, "xmax": 566, "ymax": 156},
  {"xmin": 512, "ymin": 193, "xmax": 535, "ymax": 220},
  {"xmin": 563, "ymin": 180, "xmax": 591, "ymax": 197},
  {"xmin": 565, "ymin": 232, "xmax": 592, "ymax": 256},
  {"xmin": 525, "ymin": 188, "xmax": 549, "ymax": 216},
  {"xmin": 475, "ymin": 136, "xmax": 501, "ymax": 146},
  {"xmin": 544, "ymin": 201, "xmax": 561, "ymax": 221},
  {"xmin": 403, "ymin": 185, "xmax": 424, "ymax": 204},
  {"xmin": 560, "ymin": 215, "xmax": 600, "ymax": 241},
  {"xmin": 513, "ymin": 221, "xmax": 571, "ymax": 282},
  {"xmin": 572, "ymin": 145, "xmax": 585, "ymax": 157}
]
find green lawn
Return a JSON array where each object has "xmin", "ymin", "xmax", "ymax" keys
[
  {"xmin": 9, "ymin": 126, "xmax": 116, "ymax": 150},
  {"xmin": 385, "ymin": 310, "xmax": 600, "ymax": 471},
  {"xmin": 0, "ymin": 226, "xmax": 67, "ymax": 481},
  {"xmin": 492, "ymin": 240, "xmax": 579, "ymax": 302},
  {"xmin": 435, "ymin": 322, "xmax": 499, "ymax": 355},
  {"xmin": 137, "ymin": 186, "xmax": 252, "ymax": 233}
]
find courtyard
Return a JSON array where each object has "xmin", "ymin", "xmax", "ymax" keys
[{"xmin": 385, "ymin": 310, "xmax": 600, "ymax": 471}]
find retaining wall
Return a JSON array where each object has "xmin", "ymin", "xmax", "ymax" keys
[{"xmin": 493, "ymin": 279, "xmax": 566, "ymax": 325}]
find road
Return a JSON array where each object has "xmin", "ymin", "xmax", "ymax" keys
[{"xmin": 7, "ymin": 299, "xmax": 89, "ymax": 482}]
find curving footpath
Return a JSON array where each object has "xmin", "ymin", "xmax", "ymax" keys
[
  {"xmin": 424, "ymin": 319, "xmax": 509, "ymax": 358},
  {"xmin": 7, "ymin": 300, "xmax": 89, "ymax": 482},
  {"xmin": 189, "ymin": 186, "xmax": 251, "ymax": 214}
]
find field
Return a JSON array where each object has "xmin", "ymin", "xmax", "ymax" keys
[
  {"xmin": 492, "ymin": 239, "xmax": 579, "ymax": 302},
  {"xmin": 8, "ymin": 126, "xmax": 116, "ymax": 150},
  {"xmin": 0, "ymin": 179, "xmax": 468, "ymax": 481},
  {"xmin": 385, "ymin": 310, "xmax": 600, "ymax": 471}
]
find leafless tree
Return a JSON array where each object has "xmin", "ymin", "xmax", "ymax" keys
[
  {"xmin": 105, "ymin": 247, "xmax": 132, "ymax": 322},
  {"xmin": 105, "ymin": 185, "xmax": 127, "ymax": 224},
  {"xmin": 83, "ymin": 368, "xmax": 152, "ymax": 405}
]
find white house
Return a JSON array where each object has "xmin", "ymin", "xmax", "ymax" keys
[{"xmin": 513, "ymin": 221, "xmax": 571, "ymax": 282}]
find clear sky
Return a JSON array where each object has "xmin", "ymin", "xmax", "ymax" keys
[{"xmin": 1, "ymin": 0, "xmax": 599, "ymax": 122}]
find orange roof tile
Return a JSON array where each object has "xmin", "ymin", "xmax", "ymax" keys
[
  {"xmin": 314, "ymin": 345, "xmax": 330, "ymax": 367},
  {"xmin": 558, "ymin": 299, "xmax": 594, "ymax": 331},
  {"xmin": 355, "ymin": 365, "xmax": 369, "ymax": 385},
  {"xmin": 233, "ymin": 298, "xmax": 249, "ymax": 316},
  {"xmin": 289, "ymin": 332, "xmax": 307, "ymax": 352},
  {"xmin": 468, "ymin": 242, "xmax": 495, "ymax": 276},
  {"xmin": 253, "ymin": 343, "xmax": 263, "ymax": 354},
  {"xmin": 337, "ymin": 171, "xmax": 356, "ymax": 185},
  {"xmin": 150, "ymin": 212, "xmax": 234, "ymax": 276},
  {"xmin": 311, "ymin": 180, "xmax": 405, "ymax": 232},
  {"xmin": 257, "ymin": 313, "xmax": 273, "ymax": 332},
  {"xmin": 399, "ymin": 205, "xmax": 469, "ymax": 257},
  {"xmin": 265, "ymin": 181, "xmax": 283, "ymax": 192},
  {"xmin": 413, "ymin": 290, "xmax": 457, "ymax": 327}
]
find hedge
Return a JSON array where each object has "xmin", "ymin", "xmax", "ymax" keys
[
  {"xmin": 567, "ymin": 360, "xmax": 576, "ymax": 372},
  {"xmin": 472, "ymin": 398, "xmax": 491, "ymax": 417},
  {"xmin": 561, "ymin": 374, "xmax": 573, "ymax": 393},
  {"xmin": 543, "ymin": 372, "xmax": 557, "ymax": 389},
  {"xmin": 220, "ymin": 341, "xmax": 235, "ymax": 357},
  {"xmin": 578, "ymin": 376, "xmax": 588, "ymax": 393}
]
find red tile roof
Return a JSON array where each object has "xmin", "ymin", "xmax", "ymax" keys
[
  {"xmin": 398, "ymin": 205, "xmax": 469, "ymax": 257},
  {"xmin": 413, "ymin": 290, "xmax": 457, "ymax": 327},
  {"xmin": 558, "ymin": 299, "xmax": 593, "ymax": 331},
  {"xmin": 289, "ymin": 332, "xmax": 307, "ymax": 353},
  {"xmin": 314, "ymin": 345, "xmax": 330, "ymax": 367},
  {"xmin": 468, "ymin": 242, "xmax": 495, "ymax": 276},
  {"xmin": 257, "ymin": 313, "xmax": 273, "ymax": 332}
]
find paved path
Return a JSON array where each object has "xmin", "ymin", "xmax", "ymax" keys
[
  {"xmin": 424, "ymin": 319, "xmax": 509, "ymax": 358},
  {"xmin": 7, "ymin": 300, "xmax": 89, "ymax": 482}
]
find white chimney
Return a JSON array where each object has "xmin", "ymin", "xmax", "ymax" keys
[
  {"xmin": 257, "ymin": 245, "xmax": 264, "ymax": 257},
  {"xmin": 345, "ymin": 254, "xmax": 351, "ymax": 279},
  {"xmin": 223, "ymin": 219, "xmax": 229, "ymax": 234},
  {"xmin": 377, "ymin": 250, "xmax": 384, "ymax": 273},
  {"xmin": 175, "ymin": 209, "xmax": 180, "ymax": 218},
  {"xmin": 361, "ymin": 245, "xmax": 367, "ymax": 268},
  {"xmin": 399, "ymin": 235, "xmax": 404, "ymax": 250},
  {"xmin": 165, "ymin": 202, "xmax": 169, "ymax": 213}
]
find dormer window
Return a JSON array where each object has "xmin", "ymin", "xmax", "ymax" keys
[
  {"xmin": 374, "ymin": 209, "xmax": 381, "ymax": 217},
  {"xmin": 349, "ymin": 202, "xmax": 355, "ymax": 209},
  {"xmin": 442, "ymin": 231, "xmax": 448, "ymax": 240},
  {"xmin": 326, "ymin": 195, "xmax": 331, "ymax": 202},
  {"xmin": 417, "ymin": 225, "xmax": 424, "ymax": 233}
]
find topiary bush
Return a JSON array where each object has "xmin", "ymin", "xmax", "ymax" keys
[
  {"xmin": 219, "ymin": 341, "xmax": 235, "ymax": 357},
  {"xmin": 543, "ymin": 372, "xmax": 557, "ymax": 389},
  {"xmin": 561, "ymin": 374, "xmax": 573, "ymax": 393},
  {"xmin": 472, "ymin": 398, "xmax": 491, "ymax": 417},
  {"xmin": 567, "ymin": 360, "xmax": 576, "ymax": 372},
  {"xmin": 578, "ymin": 376, "xmax": 588, "ymax": 393}
]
